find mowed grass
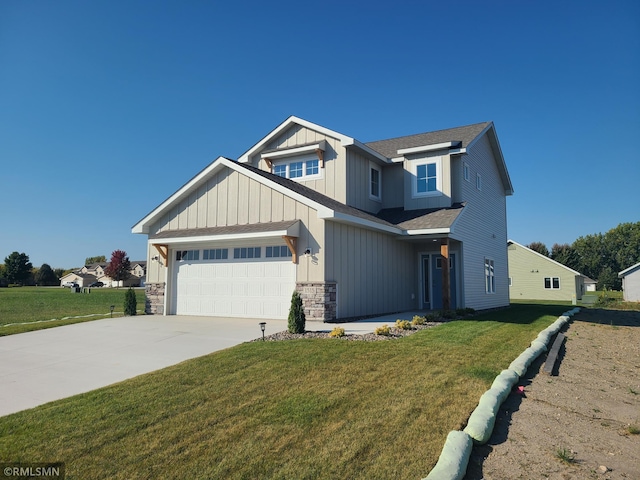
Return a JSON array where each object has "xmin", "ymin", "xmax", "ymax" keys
[
  {"xmin": 0, "ymin": 287, "xmax": 146, "ymax": 336},
  {"xmin": 0, "ymin": 304, "xmax": 567, "ymax": 479}
]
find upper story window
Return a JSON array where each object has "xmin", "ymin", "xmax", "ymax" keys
[
  {"xmin": 463, "ymin": 162, "xmax": 470, "ymax": 182},
  {"xmin": 273, "ymin": 155, "xmax": 321, "ymax": 181},
  {"xmin": 369, "ymin": 162, "xmax": 381, "ymax": 201},
  {"xmin": 411, "ymin": 157, "xmax": 442, "ymax": 198}
]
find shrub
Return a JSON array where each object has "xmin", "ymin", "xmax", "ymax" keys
[
  {"xmin": 124, "ymin": 288, "xmax": 137, "ymax": 316},
  {"xmin": 441, "ymin": 310, "xmax": 456, "ymax": 319},
  {"xmin": 329, "ymin": 327, "xmax": 345, "ymax": 338},
  {"xmin": 425, "ymin": 312, "xmax": 440, "ymax": 322},
  {"xmin": 374, "ymin": 324, "xmax": 391, "ymax": 336},
  {"xmin": 395, "ymin": 319, "xmax": 411, "ymax": 330},
  {"xmin": 288, "ymin": 290, "xmax": 306, "ymax": 334},
  {"xmin": 411, "ymin": 315, "xmax": 425, "ymax": 326}
]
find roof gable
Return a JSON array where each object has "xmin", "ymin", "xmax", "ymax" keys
[
  {"xmin": 619, "ymin": 261, "xmax": 640, "ymax": 277},
  {"xmin": 508, "ymin": 240, "xmax": 583, "ymax": 276}
]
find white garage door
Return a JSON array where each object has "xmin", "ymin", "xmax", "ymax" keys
[{"xmin": 172, "ymin": 257, "xmax": 296, "ymax": 319}]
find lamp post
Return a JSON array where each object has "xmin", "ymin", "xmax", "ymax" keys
[
  {"xmin": 110, "ymin": 305, "xmax": 115, "ymax": 318},
  {"xmin": 259, "ymin": 322, "xmax": 266, "ymax": 341}
]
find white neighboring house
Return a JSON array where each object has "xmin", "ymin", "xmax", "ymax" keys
[{"xmin": 618, "ymin": 262, "xmax": 640, "ymax": 302}]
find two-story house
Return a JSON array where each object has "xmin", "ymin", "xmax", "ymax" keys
[{"xmin": 132, "ymin": 116, "xmax": 513, "ymax": 321}]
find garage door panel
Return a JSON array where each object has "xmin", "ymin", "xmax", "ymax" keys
[{"xmin": 173, "ymin": 259, "xmax": 295, "ymax": 319}]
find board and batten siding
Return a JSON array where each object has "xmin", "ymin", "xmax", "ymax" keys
[
  {"xmin": 403, "ymin": 152, "xmax": 453, "ymax": 210},
  {"xmin": 324, "ymin": 222, "xmax": 416, "ymax": 319},
  {"xmin": 508, "ymin": 242, "xmax": 582, "ymax": 302},
  {"xmin": 250, "ymin": 124, "xmax": 347, "ymax": 205},
  {"xmin": 453, "ymin": 134, "xmax": 510, "ymax": 310},
  {"xmin": 345, "ymin": 149, "xmax": 383, "ymax": 214},
  {"xmin": 146, "ymin": 168, "xmax": 325, "ymax": 285}
]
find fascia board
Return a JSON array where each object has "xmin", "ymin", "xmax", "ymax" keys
[
  {"xmin": 238, "ymin": 116, "xmax": 353, "ymax": 164},
  {"xmin": 319, "ymin": 210, "xmax": 402, "ymax": 235},
  {"xmin": 397, "ymin": 141, "xmax": 461, "ymax": 156},
  {"xmin": 132, "ymin": 157, "xmax": 230, "ymax": 234},
  {"xmin": 619, "ymin": 261, "xmax": 640, "ymax": 277},
  {"xmin": 508, "ymin": 239, "xmax": 583, "ymax": 276},
  {"xmin": 404, "ymin": 228, "xmax": 452, "ymax": 236}
]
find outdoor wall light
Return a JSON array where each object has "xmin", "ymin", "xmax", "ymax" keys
[
  {"xmin": 110, "ymin": 305, "xmax": 115, "ymax": 318},
  {"xmin": 259, "ymin": 322, "xmax": 266, "ymax": 341},
  {"xmin": 304, "ymin": 248, "xmax": 311, "ymax": 256},
  {"xmin": 151, "ymin": 255, "xmax": 159, "ymax": 262}
]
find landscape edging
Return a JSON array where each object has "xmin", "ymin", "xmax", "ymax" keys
[{"xmin": 422, "ymin": 307, "xmax": 581, "ymax": 480}]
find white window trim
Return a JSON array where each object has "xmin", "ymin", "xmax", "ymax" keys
[
  {"xmin": 485, "ymin": 258, "xmax": 495, "ymax": 294},
  {"xmin": 369, "ymin": 162, "xmax": 382, "ymax": 201},
  {"xmin": 463, "ymin": 162, "xmax": 470, "ymax": 182},
  {"xmin": 411, "ymin": 156, "xmax": 442, "ymax": 198},
  {"xmin": 544, "ymin": 277, "xmax": 561, "ymax": 289},
  {"xmin": 272, "ymin": 154, "xmax": 322, "ymax": 182}
]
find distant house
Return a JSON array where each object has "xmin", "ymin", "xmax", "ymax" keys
[
  {"xmin": 583, "ymin": 276, "xmax": 598, "ymax": 292},
  {"xmin": 618, "ymin": 262, "xmax": 640, "ymax": 302},
  {"xmin": 133, "ymin": 115, "xmax": 514, "ymax": 320},
  {"xmin": 508, "ymin": 240, "xmax": 586, "ymax": 302},
  {"xmin": 59, "ymin": 262, "xmax": 146, "ymax": 287}
]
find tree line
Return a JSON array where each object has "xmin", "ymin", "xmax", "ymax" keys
[
  {"xmin": 526, "ymin": 221, "xmax": 640, "ymax": 290},
  {"xmin": 0, "ymin": 251, "xmax": 131, "ymax": 287}
]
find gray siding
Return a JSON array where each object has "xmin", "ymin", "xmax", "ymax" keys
[
  {"xmin": 324, "ymin": 222, "xmax": 416, "ymax": 318},
  {"xmin": 622, "ymin": 268, "xmax": 640, "ymax": 302},
  {"xmin": 381, "ymin": 163, "xmax": 404, "ymax": 209},
  {"xmin": 345, "ymin": 149, "xmax": 383, "ymax": 214},
  {"xmin": 454, "ymin": 135, "xmax": 510, "ymax": 310},
  {"xmin": 146, "ymin": 169, "xmax": 325, "ymax": 285},
  {"xmin": 403, "ymin": 152, "xmax": 453, "ymax": 210},
  {"xmin": 250, "ymin": 124, "xmax": 347, "ymax": 204},
  {"xmin": 508, "ymin": 242, "xmax": 582, "ymax": 302}
]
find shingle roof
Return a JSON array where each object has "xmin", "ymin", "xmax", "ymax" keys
[
  {"xmin": 364, "ymin": 122, "xmax": 491, "ymax": 159},
  {"xmin": 376, "ymin": 204, "xmax": 465, "ymax": 230},
  {"xmin": 151, "ymin": 220, "xmax": 300, "ymax": 239}
]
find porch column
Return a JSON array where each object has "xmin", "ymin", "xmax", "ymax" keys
[{"xmin": 440, "ymin": 238, "xmax": 451, "ymax": 310}]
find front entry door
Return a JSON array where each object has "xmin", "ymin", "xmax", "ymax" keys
[{"xmin": 432, "ymin": 253, "xmax": 456, "ymax": 310}]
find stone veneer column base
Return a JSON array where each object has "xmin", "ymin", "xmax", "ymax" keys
[
  {"xmin": 296, "ymin": 282, "xmax": 337, "ymax": 322},
  {"xmin": 145, "ymin": 282, "xmax": 165, "ymax": 315}
]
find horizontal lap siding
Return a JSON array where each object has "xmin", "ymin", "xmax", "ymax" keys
[
  {"xmin": 403, "ymin": 153, "xmax": 453, "ymax": 210},
  {"xmin": 454, "ymin": 135, "xmax": 510, "ymax": 310},
  {"xmin": 147, "ymin": 169, "xmax": 325, "ymax": 284},
  {"xmin": 508, "ymin": 243, "xmax": 580, "ymax": 301},
  {"xmin": 623, "ymin": 270, "xmax": 640, "ymax": 301},
  {"xmin": 325, "ymin": 222, "xmax": 416, "ymax": 319}
]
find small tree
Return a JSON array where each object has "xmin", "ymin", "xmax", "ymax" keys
[
  {"xmin": 288, "ymin": 290, "xmax": 306, "ymax": 334},
  {"xmin": 527, "ymin": 242, "xmax": 549, "ymax": 257},
  {"xmin": 4, "ymin": 251, "xmax": 33, "ymax": 285},
  {"xmin": 124, "ymin": 288, "xmax": 137, "ymax": 316},
  {"xmin": 105, "ymin": 250, "xmax": 131, "ymax": 288},
  {"xmin": 35, "ymin": 263, "xmax": 59, "ymax": 286},
  {"xmin": 85, "ymin": 255, "xmax": 107, "ymax": 265}
]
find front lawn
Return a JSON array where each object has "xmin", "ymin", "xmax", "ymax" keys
[
  {"xmin": 0, "ymin": 287, "xmax": 147, "ymax": 336},
  {"xmin": 0, "ymin": 304, "xmax": 567, "ymax": 479}
]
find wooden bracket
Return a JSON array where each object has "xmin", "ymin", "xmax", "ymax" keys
[
  {"xmin": 264, "ymin": 158, "xmax": 273, "ymax": 170},
  {"xmin": 282, "ymin": 236, "xmax": 298, "ymax": 263},
  {"xmin": 153, "ymin": 244, "xmax": 168, "ymax": 265},
  {"xmin": 316, "ymin": 148, "xmax": 324, "ymax": 168}
]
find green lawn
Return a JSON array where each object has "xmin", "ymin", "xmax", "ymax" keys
[
  {"xmin": 0, "ymin": 286, "xmax": 146, "ymax": 336},
  {"xmin": 0, "ymin": 304, "xmax": 568, "ymax": 479}
]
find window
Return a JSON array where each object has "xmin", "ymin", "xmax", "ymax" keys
[
  {"xmin": 233, "ymin": 247, "xmax": 262, "ymax": 259},
  {"xmin": 476, "ymin": 173, "xmax": 482, "ymax": 190},
  {"xmin": 485, "ymin": 258, "xmax": 495, "ymax": 294},
  {"xmin": 266, "ymin": 245, "xmax": 293, "ymax": 258},
  {"xmin": 369, "ymin": 163, "xmax": 381, "ymax": 200},
  {"xmin": 544, "ymin": 277, "xmax": 560, "ymax": 289},
  {"xmin": 412, "ymin": 157, "xmax": 441, "ymax": 197},
  {"xmin": 176, "ymin": 250, "xmax": 199, "ymax": 261},
  {"xmin": 203, "ymin": 248, "xmax": 228, "ymax": 260},
  {"xmin": 463, "ymin": 162, "xmax": 470, "ymax": 182},
  {"xmin": 272, "ymin": 155, "xmax": 321, "ymax": 181},
  {"xmin": 274, "ymin": 164, "xmax": 287, "ymax": 177},
  {"xmin": 306, "ymin": 159, "xmax": 319, "ymax": 176},
  {"xmin": 509, "ymin": 277, "xmax": 513, "ymax": 287}
]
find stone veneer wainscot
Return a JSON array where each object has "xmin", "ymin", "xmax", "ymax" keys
[{"xmin": 296, "ymin": 281, "xmax": 337, "ymax": 322}]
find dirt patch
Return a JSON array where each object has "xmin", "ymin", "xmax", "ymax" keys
[{"xmin": 465, "ymin": 308, "xmax": 640, "ymax": 480}]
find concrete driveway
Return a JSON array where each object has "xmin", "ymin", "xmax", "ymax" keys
[{"xmin": 0, "ymin": 313, "xmax": 417, "ymax": 417}]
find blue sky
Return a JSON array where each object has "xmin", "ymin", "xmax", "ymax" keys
[{"xmin": 1, "ymin": 0, "xmax": 638, "ymax": 269}]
